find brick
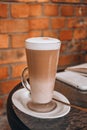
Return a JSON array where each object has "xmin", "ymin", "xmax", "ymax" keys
[
  {"xmin": 0, "ymin": 66, "xmax": 8, "ymax": 80},
  {"xmin": 73, "ymin": 29, "xmax": 86, "ymax": 40},
  {"xmin": 78, "ymin": 53, "xmax": 85, "ymax": 61},
  {"xmin": 0, "ymin": 20, "xmax": 29, "ymax": 33},
  {"xmin": 11, "ymin": 34, "xmax": 29, "ymax": 48},
  {"xmin": 29, "ymin": 4, "xmax": 42, "ymax": 16},
  {"xmin": 84, "ymin": 54, "xmax": 87, "ymax": 62},
  {"xmin": 67, "ymin": 18, "xmax": 75, "ymax": 28},
  {"xmin": 3, "ymin": 0, "xmax": 49, "ymax": 2},
  {"xmin": 0, "ymin": 34, "xmax": 9, "ymax": 48},
  {"xmin": 0, "ymin": 49, "xmax": 26, "ymax": 64},
  {"xmin": 37, "ymin": 0, "xmax": 50, "ymax": 1},
  {"xmin": 0, "ymin": 3, "xmax": 8, "ymax": 18},
  {"xmin": 33, "ymin": 0, "xmax": 50, "ymax": 3},
  {"xmin": 59, "ymin": 30, "xmax": 73, "ymax": 41},
  {"xmin": 43, "ymin": 30, "xmax": 58, "ymax": 38},
  {"xmin": 44, "ymin": 4, "xmax": 58, "ymax": 16},
  {"xmin": 52, "ymin": 0, "xmax": 80, "ymax": 3},
  {"xmin": 67, "ymin": 18, "xmax": 87, "ymax": 28},
  {"xmin": 0, "ymin": 98, "xmax": 3, "ymax": 110},
  {"xmin": 67, "ymin": 41, "xmax": 81, "ymax": 53},
  {"xmin": 2, "ymin": 95, "xmax": 8, "ymax": 105},
  {"xmin": 82, "ymin": 0, "xmax": 87, "ymax": 3},
  {"xmin": 11, "ymin": 4, "xmax": 29, "ymax": 18},
  {"xmin": 11, "ymin": 3, "xmax": 42, "ymax": 17},
  {"xmin": 11, "ymin": 31, "xmax": 41, "ymax": 48},
  {"xmin": 2, "ymin": 0, "xmax": 35, "ymax": 2},
  {"xmin": 52, "ymin": 18, "xmax": 65, "ymax": 29},
  {"xmin": 29, "ymin": 18, "xmax": 49, "ymax": 30},
  {"xmin": 36, "ymin": 0, "xmax": 50, "ymax": 3},
  {"xmin": 81, "ymin": 40, "xmax": 87, "ymax": 51},
  {"xmin": 61, "ymin": 5, "xmax": 74, "ymax": 16},
  {"xmin": 28, "ymin": 30, "xmax": 42, "ymax": 37},
  {"xmin": 59, "ymin": 53, "xmax": 82, "ymax": 67},
  {"xmin": 37, "ymin": 0, "xmax": 49, "ymax": 2},
  {"xmin": 75, "ymin": 6, "xmax": 87, "ymax": 16},
  {"xmin": 12, "ymin": 63, "xmax": 27, "ymax": 78},
  {"xmin": 0, "ymin": 79, "xmax": 20, "ymax": 94},
  {"xmin": 60, "ymin": 43, "xmax": 68, "ymax": 53}
]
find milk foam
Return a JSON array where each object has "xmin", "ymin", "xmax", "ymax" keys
[{"xmin": 25, "ymin": 37, "xmax": 61, "ymax": 50}]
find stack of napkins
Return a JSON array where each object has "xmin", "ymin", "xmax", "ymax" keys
[{"xmin": 56, "ymin": 63, "xmax": 87, "ymax": 91}]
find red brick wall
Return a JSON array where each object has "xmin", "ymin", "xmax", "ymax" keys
[{"xmin": 0, "ymin": 0, "xmax": 87, "ymax": 111}]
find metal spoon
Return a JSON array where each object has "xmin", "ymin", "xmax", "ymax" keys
[{"xmin": 53, "ymin": 98, "xmax": 87, "ymax": 112}]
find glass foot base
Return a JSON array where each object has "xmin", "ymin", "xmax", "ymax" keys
[{"xmin": 27, "ymin": 101, "xmax": 57, "ymax": 113}]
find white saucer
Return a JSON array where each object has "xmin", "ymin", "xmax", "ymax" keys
[{"xmin": 12, "ymin": 88, "xmax": 70, "ymax": 119}]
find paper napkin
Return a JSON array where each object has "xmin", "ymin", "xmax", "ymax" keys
[{"xmin": 56, "ymin": 63, "xmax": 87, "ymax": 91}]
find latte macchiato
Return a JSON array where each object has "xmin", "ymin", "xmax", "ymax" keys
[
  {"xmin": 22, "ymin": 37, "xmax": 61, "ymax": 112},
  {"xmin": 26, "ymin": 49, "xmax": 59, "ymax": 103}
]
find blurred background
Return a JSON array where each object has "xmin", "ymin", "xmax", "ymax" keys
[{"xmin": 0, "ymin": 0, "xmax": 87, "ymax": 129}]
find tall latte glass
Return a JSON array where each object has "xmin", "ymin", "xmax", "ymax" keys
[{"xmin": 21, "ymin": 37, "xmax": 61, "ymax": 113}]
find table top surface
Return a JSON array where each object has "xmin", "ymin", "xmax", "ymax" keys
[{"xmin": 7, "ymin": 80, "xmax": 87, "ymax": 130}]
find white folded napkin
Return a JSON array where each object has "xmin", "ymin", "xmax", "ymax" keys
[{"xmin": 56, "ymin": 63, "xmax": 87, "ymax": 91}]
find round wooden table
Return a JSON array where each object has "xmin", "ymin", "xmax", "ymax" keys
[{"xmin": 7, "ymin": 80, "xmax": 87, "ymax": 130}]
